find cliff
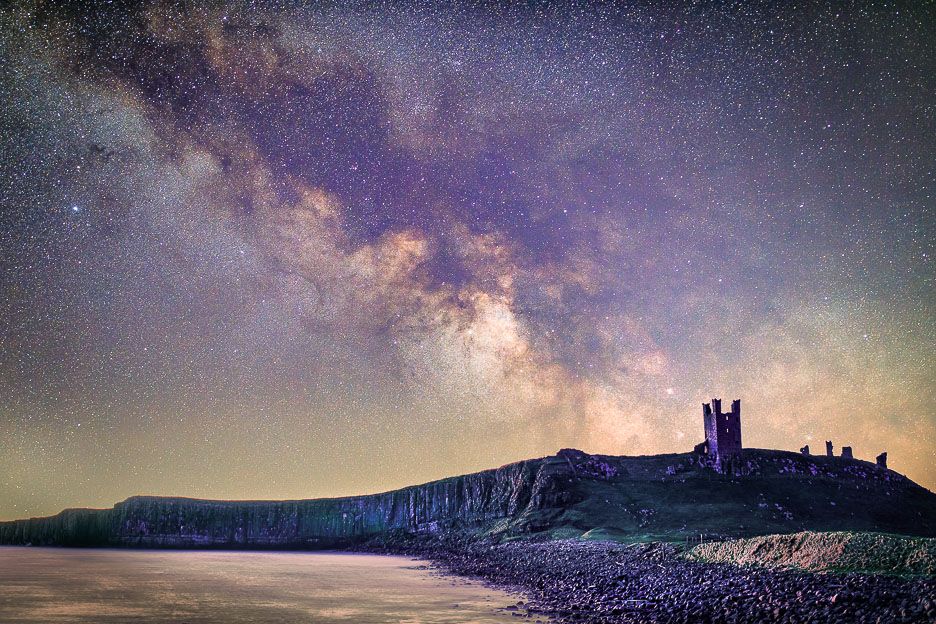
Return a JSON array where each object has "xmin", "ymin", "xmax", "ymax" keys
[
  {"xmin": 0, "ymin": 452, "xmax": 574, "ymax": 548},
  {"xmin": 2, "ymin": 448, "xmax": 934, "ymax": 548}
]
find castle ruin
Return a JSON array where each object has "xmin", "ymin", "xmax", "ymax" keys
[
  {"xmin": 693, "ymin": 400, "xmax": 891, "ymax": 474},
  {"xmin": 702, "ymin": 398, "xmax": 742, "ymax": 472},
  {"xmin": 809, "ymin": 439, "xmax": 888, "ymax": 469}
]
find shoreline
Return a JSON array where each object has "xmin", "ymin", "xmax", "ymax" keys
[
  {"xmin": 366, "ymin": 536, "xmax": 935, "ymax": 623},
  {"xmin": 3, "ymin": 538, "xmax": 934, "ymax": 623}
]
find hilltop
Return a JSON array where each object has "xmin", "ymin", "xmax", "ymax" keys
[{"xmin": 1, "ymin": 447, "xmax": 933, "ymax": 548}]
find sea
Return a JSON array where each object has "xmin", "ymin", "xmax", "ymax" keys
[{"xmin": 0, "ymin": 547, "xmax": 526, "ymax": 623}]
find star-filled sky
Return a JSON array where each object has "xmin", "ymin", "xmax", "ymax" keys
[{"xmin": 1, "ymin": 1, "xmax": 933, "ymax": 521}]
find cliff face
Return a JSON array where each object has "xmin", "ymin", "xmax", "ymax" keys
[
  {"xmin": 2, "ymin": 448, "xmax": 934, "ymax": 548},
  {"xmin": 0, "ymin": 453, "xmax": 577, "ymax": 548}
]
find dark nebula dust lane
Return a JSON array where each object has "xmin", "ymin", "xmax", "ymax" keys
[{"xmin": 0, "ymin": 1, "xmax": 933, "ymax": 520}]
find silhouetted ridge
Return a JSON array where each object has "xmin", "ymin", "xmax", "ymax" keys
[{"xmin": 1, "ymin": 449, "xmax": 933, "ymax": 547}]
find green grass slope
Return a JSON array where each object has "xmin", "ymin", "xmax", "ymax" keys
[{"xmin": 514, "ymin": 449, "xmax": 936, "ymax": 543}]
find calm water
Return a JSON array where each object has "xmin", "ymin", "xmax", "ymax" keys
[{"xmin": 0, "ymin": 547, "xmax": 528, "ymax": 623}]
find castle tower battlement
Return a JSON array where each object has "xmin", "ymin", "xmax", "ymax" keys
[{"xmin": 702, "ymin": 398, "xmax": 742, "ymax": 471}]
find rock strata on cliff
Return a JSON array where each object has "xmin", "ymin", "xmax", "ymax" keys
[{"xmin": 0, "ymin": 453, "xmax": 575, "ymax": 547}]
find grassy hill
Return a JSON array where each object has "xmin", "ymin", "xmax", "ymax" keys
[
  {"xmin": 505, "ymin": 448, "xmax": 936, "ymax": 543},
  {"xmin": 1, "ymin": 447, "xmax": 934, "ymax": 548}
]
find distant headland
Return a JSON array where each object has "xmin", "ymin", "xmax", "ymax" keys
[{"xmin": 2, "ymin": 398, "xmax": 932, "ymax": 548}]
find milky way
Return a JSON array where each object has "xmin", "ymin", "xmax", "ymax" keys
[{"xmin": 0, "ymin": 1, "xmax": 933, "ymax": 519}]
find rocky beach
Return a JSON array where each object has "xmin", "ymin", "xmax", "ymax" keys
[{"xmin": 381, "ymin": 537, "xmax": 935, "ymax": 623}]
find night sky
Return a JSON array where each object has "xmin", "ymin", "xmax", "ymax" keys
[{"xmin": 1, "ymin": 1, "xmax": 933, "ymax": 521}]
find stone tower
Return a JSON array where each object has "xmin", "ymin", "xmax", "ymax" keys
[{"xmin": 702, "ymin": 398, "xmax": 742, "ymax": 471}]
